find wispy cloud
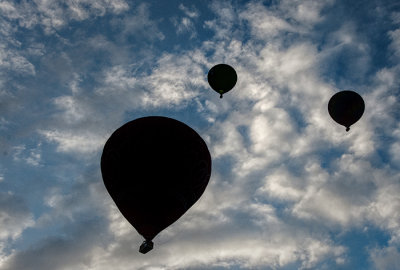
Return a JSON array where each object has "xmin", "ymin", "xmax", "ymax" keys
[
  {"xmin": 0, "ymin": 0, "xmax": 129, "ymax": 33},
  {"xmin": 370, "ymin": 246, "xmax": 400, "ymax": 270},
  {"xmin": 171, "ymin": 4, "xmax": 200, "ymax": 38},
  {"xmin": 0, "ymin": 192, "xmax": 34, "ymax": 246}
]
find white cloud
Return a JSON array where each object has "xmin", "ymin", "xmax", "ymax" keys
[
  {"xmin": 258, "ymin": 169, "xmax": 305, "ymax": 202},
  {"xmin": 96, "ymin": 50, "xmax": 207, "ymax": 107},
  {"xmin": 172, "ymin": 4, "xmax": 200, "ymax": 38},
  {"xmin": 0, "ymin": 0, "xmax": 129, "ymax": 33},
  {"xmin": 36, "ymin": 175, "xmax": 109, "ymax": 228},
  {"xmin": 25, "ymin": 150, "xmax": 41, "ymax": 167},
  {"xmin": 280, "ymin": 0, "xmax": 334, "ymax": 25},
  {"xmin": 39, "ymin": 129, "xmax": 105, "ymax": 155},
  {"xmin": 249, "ymin": 109, "xmax": 294, "ymax": 155},
  {"xmin": 0, "ymin": 47, "xmax": 35, "ymax": 75},
  {"xmin": 1, "ymin": 219, "xmax": 107, "ymax": 270},
  {"xmin": 370, "ymin": 246, "xmax": 400, "ymax": 270},
  {"xmin": 204, "ymin": 1, "xmax": 237, "ymax": 40},
  {"xmin": 11, "ymin": 143, "xmax": 42, "ymax": 166},
  {"xmin": 392, "ymin": 11, "xmax": 400, "ymax": 24},
  {"xmin": 390, "ymin": 124, "xmax": 400, "ymax": 163},
  {"xmin": 0, "ymin": 192, "xmax": 34, "ymax": 246},
  {"xmin": 142, "ymin": 53, "xmax": 205, "ymax": 106},
  {"xmin": 288, "ymin": 153, "xmax": 400, "ymax": 243},
  {"xmin": 173, "ymin": 17, "xmax": 196, "ymax": 37},
  {"xmin": 53, "ymin": 96, "xmax": 88, "ymax": 124},
  {"xmin": 179, "ymin": 4, "xmax": 199, "ymax": 19},
  {"xmin": 389, "ymin": 28, "xmax": 400, "ymax": 58},
  {"xmin": 366, "ymin": 173, "xmax": 400, "ymax": 244},
  {"xmin": 119, "ymin": 3, "xmax": 164, "ymax": 41},
  {"xmin": 65, "ymin": 0, "xmax": 129, "ymax": 20},
  {"xmin": 240, "ymin": 2, "xmax": 295, "ymax": 38}
]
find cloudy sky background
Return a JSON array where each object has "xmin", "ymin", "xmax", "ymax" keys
[{"xmin": 1, "ymin": 0, "xmax": 400, "ymax": 269}]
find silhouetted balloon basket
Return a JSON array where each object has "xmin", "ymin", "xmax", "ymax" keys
[{"xmin": 139, "ymin": 240, "xmax": 154, "ymax": 254}]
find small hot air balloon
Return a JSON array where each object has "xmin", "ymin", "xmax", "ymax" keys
[
  {"xmin": 328, "ymin": 90, "xmax": 365, "ymax": 131},
  {"xmin": 101, "ymin": 116, "xmax": 211, "ymax": 254},
  {"xmin": 207, "ymin": 64, "xmax": 237, "ymax": 98}
]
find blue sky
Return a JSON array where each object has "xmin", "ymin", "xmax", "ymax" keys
[{"xmin": 0, "ymin": 0, "xmax": 400, "ymax": 269}]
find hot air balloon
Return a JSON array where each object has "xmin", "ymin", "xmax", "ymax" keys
[
  {"xmin": 207, "ymin": 64, "xmax": 237, "ymax": 98},
  {"xmin": 101, "ymin": 116, "xmax": 212, "ymax": 253},
  {"xmin": 328, "ymin": 90, "xmax": 365, "ymax": 131}
]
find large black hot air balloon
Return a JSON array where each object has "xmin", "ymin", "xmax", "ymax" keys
[
  {"xmin": 207, "ymin": 64, "xmax": 237, "ymax": 98},
  {"xmin": 101, "ymin": 116, "xmax": 212, "ymax": 254},
  {"xmin": 328, "ymin": 90, "xmax": 365, "ymax": 131}
]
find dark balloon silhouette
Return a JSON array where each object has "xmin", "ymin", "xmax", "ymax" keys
[
  {"xmin": 101, "ymin": 116, "xmax": 211, "ymax": 254},
  {"xmin": 328, "ymin": 90, "xmax": 365, "ymax": 131},
  {"xmin": 207, "ymin": 64, "xmax": 237, "ymax": 98}
]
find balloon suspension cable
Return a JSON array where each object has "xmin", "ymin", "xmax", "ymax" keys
[
  {"xmin": 346, "ymin": 127, "xmax": 350, "ymax": 132},
  {"xmin": 139, "ymin": 239, "xmax": 154, "ymax": 254}
]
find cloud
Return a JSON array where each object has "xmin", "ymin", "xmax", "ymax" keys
[
  {"xmin": 390, "ymin": 124, "xmax": 400, "ymax": 163},
  {"xmin": 65, "ymin": 0, "xmax": 129, "ymax": 20},
  {"xmin": 1, "ymin": 218, "xmax": 108, "ymax": 270},
  {"xmin": 172, "ymin": 4, "xmax": 200, "ymax": 38},
  {"xmin": 369, "ymin": 246, "xmax": 400, "ymax": 270},
  {"xmin": 0, "ymin": 167, "xmax": 111, "ymax": 270},
  {"xmin": 0, "ymin": 0, "xmax": 129, "ymax": 33},
  {"xmin": 257, "ymin": 168, "xmax": 306, "ymax": 202},
  {"xmin": 11, "ymin": 144, "xmax": 42, "ymax": 166},
  {"xmin": 240, "ymin": 2, "xmax": 295, "ymax": 38},
  {"xmin": 204, "ymin": 1, "xmax": 239, "ymax": 41},
  {"xmin": 0, "ymin": 47, "xmax": 36, "ymax": 76},
  {"xmin": 392, "ymin": 11, "xmax": 400, "ymax": 24},
  {"xmin": 179, "ymin": 4, "xmax": 199, "ymax": 19},
  {"xmin": 36, "ymin": 169, "xmax": 109, "ymax": 227},
  {"xmin": 389, "ymin": 28, "xmax": 400, "ymax": 58},
  {"xmin": 172, "ymin": 17, "xmax": 197, "ymax": 38},
  {"xmin": 279, "ymin": 0, "xmax": 334, "ymax": 25},
  {"xmin": 39, "ymin": 129, "xmax": 105, "ymax": 156},
  {"xmin": 0, "ymin": 192, "xmax": 34, "ymax": 251},
  {"xmin": 117, "ymin": 3, "xmax": 165, "ymax": 41}
]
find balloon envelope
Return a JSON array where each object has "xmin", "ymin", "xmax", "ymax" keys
[
  {"xmin": 207, "ymin": 64, "xmax": 237, "ymax": 98},
  {"xmin": 328, "ymin": 90, "xmax": 365, "ymax": 131},
  {"xmin": 101, "ymin": 116, "xmax": 212, "ymax": 251}
]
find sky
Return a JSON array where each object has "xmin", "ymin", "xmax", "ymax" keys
[{"xmin": 0, "ymin": 0, "xmax": 400, "ymax": 269}]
